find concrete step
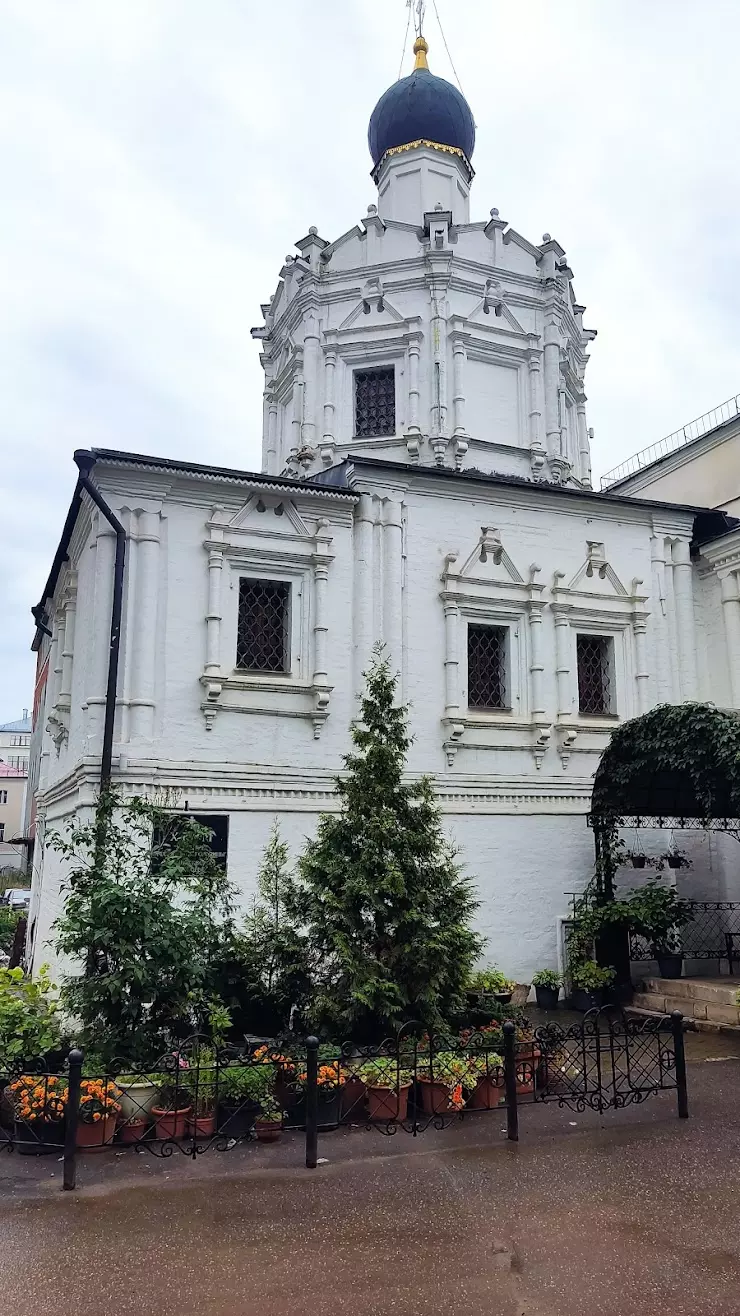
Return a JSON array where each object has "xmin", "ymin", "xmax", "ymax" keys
[
  {"xmin": 628, "ymin": 1006, "xmax": 740, "ymax": 1036},
  {"xmin": 635, "ymin": 978, "xmax": 740, "ymax": 1025}
]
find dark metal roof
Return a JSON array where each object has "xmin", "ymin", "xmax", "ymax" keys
[
  {"xmin": 316, "ymin": 454, "xmax": 712, "ymax": 516},
  {"xmin": 86, "ymin": 448, "xmax": 357, "ymax": 497}
]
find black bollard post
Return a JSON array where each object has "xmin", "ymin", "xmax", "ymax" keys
[
  {"xmin": 502, "ymin": 1021, "xmax": 519, "ymax": 1143},
  {"xmin": 671, "ymin": 1011, "xmax": 689, "ymax": 1120},
  {"xmin": 305, "ymin": 1035, "xmax": 319, "ymax": 1168},
  {"xmin": 63, "ymin": 1048, "xmax": 83, "ymax": 1191}
]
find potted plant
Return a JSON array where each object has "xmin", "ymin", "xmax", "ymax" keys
[
  {"xmin": 188, "ymin": 1047, "xmax": 218, "ymax": 1139},
  {"xmin": 660, "ymin": 851, "xmax": 691, "ymax": 871},
  {"xmin": 627, "ymin": 878, "xmax": 692, "ymax": 978},
  {"xmin": 9, "ymin": 1074, "xmax": 67, "ymax": 1154},
  {"xmin": 115, "ymin": 1071, "xmax": 160, "ymax": 1126},
  {"xmin": 466, "ymin": 1052, "xmax": 504, "ymax": 1109},
  {"xmin": 417, "ymin": 1052, "xmax": 469, "ymax": 1115},
  {"xmin": 570, "ymin": 961, "xmax": 616, "ymax": 1011},
  {"xmin": 254, "ymin": 1097, "xmax": 283, "ymax": 1142},
  {"xmin": 218, "ymin": 1063, "xmax": 270, "ymax": 1139},
  {"xmin": 76, "ymin": 1078, "xmax": 122, "ymax": 1149},
  {"xmin": 466, "ymin": 967, "xmax": 516, "ymax": 1005},
  {"xmin": 289, "ymin": 1063, "xmax": 343, "ymax": 1129},
  {"xmin": 150, "ymin": 1072, "xmax": 193, "ymax": 1141},
  {"xmin": 359, "ymin": 1056, "xmax": 412, "ymax": 1121},
  {"xmin": 531, "ymin": 969, "xmax": 562, "ymax": 1010}
]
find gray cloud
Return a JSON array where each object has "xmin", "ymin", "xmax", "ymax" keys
[{"xmin": 2, "ymin": 0, "xmax": 739, "ymax": 714}]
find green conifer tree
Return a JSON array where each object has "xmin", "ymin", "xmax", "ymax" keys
[{"xmin": 292, "ymin": 649, "xmax": 483, "ymax": 1037}]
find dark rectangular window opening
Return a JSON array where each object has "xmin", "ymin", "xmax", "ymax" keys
[
  {"xmin": 237, "ymin": 578, "xmax": 290, "ymax": 672},
  {"xmin": 577, "ymin": 634, "xmax": 613, "ymax": 715},
  {"xmin": 152, "ymin": 813, "xmax": 229, "ymax": 874},
  {"xmin": 354, "ymin": 366, "xmax": 396, "ymax": 438},
  {"xmin": 467, "ymin": 624, "xmax": 508, "ymax": 709}
]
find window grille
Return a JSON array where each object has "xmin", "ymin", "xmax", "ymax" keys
[
  {"xmin": 0, "ymin": 824, "xmax": 4, "ymax": 842},
  {"xmin": 354, "ymin": 367, "xmax": 395, "ymax": 437},
  {"xmin": 0, "ymin": 791, "xmax": 7, "ymax": 804},
  {"xmin": 577, "ymin": 634, "xmax": 613, "ymax": 715},
  {"xmin": 467, "ymin": 625, "xmax": 508, "ymax": 709},
  {"xmin": 237, "ymin": 579, "xmax": 290, "ymax": 673}
]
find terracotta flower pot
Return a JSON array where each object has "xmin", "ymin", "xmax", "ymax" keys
[
  {"xmin": 151, "ymin": 1106, "xmax": 191, "ymax": 1140},
  {"xmin": 255, "ymin": 1117, "xmax": 283, "ymax": 1143},
  {"xmin": 341, "ymin": 1075, "xmax": 366, "ymax": 1118},
  {"xmin": 188, "ymin": 1113, "xmax": 216, "ymax": 1138},
  {"xmin": 418, "ymin": 1077, "xmax": 455, "ymax": 1115},
  {"xmin": 119, "ymin": 1117, "xmax": 149, "ymax": 1144},
  {"xmin": 366, "ymin": 1082, "xmax": 410, "ymax": 1121},
  {"xmin": 77, "ymin": 1115, "xmax": 117, "ymax": 1149},
  {"xmin": 468, "ymin": 1074, "xmax": 504, "ymax": 1110}
]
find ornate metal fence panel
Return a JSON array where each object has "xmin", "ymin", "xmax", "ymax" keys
[
  {"xmin": 530, "ymin": 1009, "xmax": 684, "ymax": 1114},
  {"xmin": 629, "ymin": 901, "xmax": 740, "ymax": 964},
  {"xmin": 1, "ymin": 1012, "xmax": 688, "ymax": 1190}
]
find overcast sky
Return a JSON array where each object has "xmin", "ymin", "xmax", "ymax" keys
[{"xmin": 2, "ymin": 0, "xmax": 739, "ymax": 718}]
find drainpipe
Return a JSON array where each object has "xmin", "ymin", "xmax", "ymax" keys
[{"xmin": 73, "ymin": 453, "xmax": 126, "ymax": 791}]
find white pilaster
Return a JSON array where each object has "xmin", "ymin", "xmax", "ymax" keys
[
  {"xmin": 672, "ymin": 538, "xmax": 698, "ymax": 699},
  {"xmin": 354, "ymin": 494, "xmax": 376, "ymax": 693},
  {"xmin": 57, "ymin": 577, "xmax": 77, "ymax": 713},
  {"xmin": 301, "ymin": 313, "xmax": 319, "ymax": 450},
  {"xmin": 525, "ymin": 339, "xmax": 546, "ymax": 477},
  {"xmin": 405, "ymin": 332, "xmax": 423, "ymax": 461},
  {"xmin": 650, "ymin": 535, "xmax": 672, "ymax": 702},
  {"xmin": 576, "ymin": 397, "xmax": 591, "ymax": 488},
  {"xmin": 265, "ymin": 390, "xmax": 279, "ymax": 474},
  {"xmin": 720, "ymin": 571, "xmax": 740, "ymax": 707},
  {"xmin": 321, "ymin": 338, "xmax": 337, "ymax": 467},
  {"xmin": 130, "ymin": 510, "xmax": 161, "ymax": 740},
  {"xmin": 543, "ymin": 318, "xmax": 561, "ymax": 460},
  {"xmin": 632, "ymin": 613, "xmax": 650, "ymax": 714},
  {"xmin": 87, "ymin": 514, "xmax": 116, "ymax": 742},
  {"xmin": 382, "ymin": 496, "xmax": 403, "ymax": 676},
  {"xmin": 450, "ymin": 328, "xmax": 469, "ymax": 468}
]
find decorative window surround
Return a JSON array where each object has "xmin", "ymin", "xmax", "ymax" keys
[
  {"xmin": 440, "ymin": 528, "xmax": 550, "ymax": 768},
  {"xmin": 199, "ymin": 497, "xmax": 334, "ymax": 737},
  {"xmin": 550, "ymin": 541, "xmax": 647, "ymax": 767}
]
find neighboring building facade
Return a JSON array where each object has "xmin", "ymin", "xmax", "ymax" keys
[
  {"xmin": 25, "ymin": 37, "xmax": 740, "ymax": 980},
  {"xmin": 601, "ymin": 395, "xmax": 740, "ymax": 515},
  {"xmin": 0, "ymin": 764, "xmax": 27, "ymax": 874},
  {"xmin": 0, "ymin": 712, "xmax": 32, "ymax": 774}
]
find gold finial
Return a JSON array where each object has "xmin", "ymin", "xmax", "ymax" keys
[{"xmin": 413, "ymin": 36, "xmax": 429, "ymax": 70}]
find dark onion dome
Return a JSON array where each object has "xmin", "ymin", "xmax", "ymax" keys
[{"xmin": 368, "ymin": 37, "xmax": 475, "ymax": 173}]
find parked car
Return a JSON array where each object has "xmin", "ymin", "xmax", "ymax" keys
[{"xmin": 2, "ymin": 889, "xmax": 30, "ymax": 910}]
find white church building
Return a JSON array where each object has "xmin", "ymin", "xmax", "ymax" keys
[{"xmin": 25, "ymin": 37, "xmax": 740, "ymax": 980}]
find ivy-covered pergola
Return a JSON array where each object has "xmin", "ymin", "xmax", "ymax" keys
[
  {"xmin": 586, "ymin": 704, "xmax": 740, "ymax": 985},
  {"xmin": 590, "ymin": 702, "xmax": 740, "ymax": 901}
]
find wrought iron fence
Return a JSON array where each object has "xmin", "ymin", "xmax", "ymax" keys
[
  {"xmin": 629, "ymin": 901, "xmax": 740, "ymax": 967},
  {"xmin": 0, "ymin": 1011, "xmax": 688, "ymax": 1189}
]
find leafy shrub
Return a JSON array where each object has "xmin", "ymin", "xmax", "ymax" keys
[
  {"xmin": 52, "ymin": 791, "xmax": 239, "ymax": 1068},
  {"xmin": 570, "ymin": 961, "xmax": 615, "ymax": 992},
  {"xmin": 0, "ymin": 965, "xmax": 61, "ymax": 1068}
]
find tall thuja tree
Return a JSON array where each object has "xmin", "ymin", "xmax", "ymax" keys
[
  {"xmin": 293, "ymin": 649, "xmax": 483, "ymax": 1037},
  {"xmin": 244, "ymin": 822, "xmax": 311, "ymax": 1031}
]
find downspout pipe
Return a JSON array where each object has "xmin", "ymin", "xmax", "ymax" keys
[{"xmin": 73, "ymin": 453, "xmax": 126, "ymax": 792}]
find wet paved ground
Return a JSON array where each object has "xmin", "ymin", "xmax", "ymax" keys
[{"xmin": 2, "ymin": 1035, "xmax": 740, "ymax": 1315}]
